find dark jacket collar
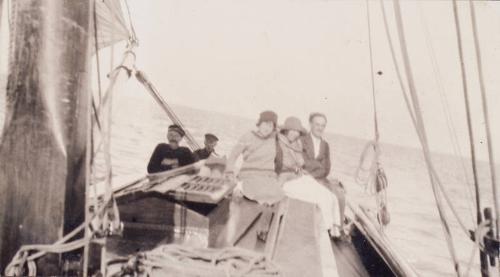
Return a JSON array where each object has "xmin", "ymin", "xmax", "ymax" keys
[{"xmin": 302, "ymin": 133, "xmax": 326, "ymax": 160}]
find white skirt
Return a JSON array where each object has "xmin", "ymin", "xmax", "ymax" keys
[
  {"xmin": 282, "ymin": 174, "xmax": 341, "ymax": 230},
  {"xmin": 283, "ymin": 174, "xmax": 341, "ymax": 277}
]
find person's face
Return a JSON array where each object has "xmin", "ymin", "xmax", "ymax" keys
[
  {"xmin": 310, "ymin": 116, "xmax": 327, "ymax": 137},
  {"xmin": 167, "ymin": 130, "xmax": 182, "ymax": 148},
  {"xmin": 205, "ymin": 139, "xmax": 218, "ymax": 152},
  {"xmin": 258, "ymin": 121, "xmax": 274, "ymax": 137},
  {"xmin": 286, "ymin": 130, "xmax": 301, "ymax": 142}
]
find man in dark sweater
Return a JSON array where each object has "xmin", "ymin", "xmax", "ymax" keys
[
  {"xmin": 147, "ymin": 124, "xmax": 195, "ymax": 174},
  {"xmin": 193, "ymin": 133, "xmax": 218, "ymax": 161}
]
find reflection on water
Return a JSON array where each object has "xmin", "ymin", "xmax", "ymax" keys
[{"xmin": 0, "ymin": 75, "xmax": 494, "ymax": 277}]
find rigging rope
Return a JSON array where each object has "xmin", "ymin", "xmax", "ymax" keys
[
  {"xmin": 468, "ymin": 0, "xmax": 500, "ymax": 243},
  {"xmin": 391, "ymin": 1, "xmax": 462, "ymax": 275},
  {"xmin": 4, "ymin": 195, "xmax": 115, "ymax": 276},
  {"xmin": 92, "ymin": 0, "xmax": 103, "ymax": 132},
  {"xmin": 353, "ymin": 141, "xmax": 390, "ymax": 227},
  {"xmin": 84, "ymin": 3, "xmax": 137, "ymax": 274},
  {"xmin": 365, "ymin": 0, "xmax": 379, "ymax": 142},
  {"xmin": 451, "ymin": 0, "xmax": 483, "ymax": 230},
  {"xmin": 354, "ymin": 0, "xmax": 390, "ymax": 228},
  {"xmin": 123, "ymin": 0, "xmax": 138, "ymax": 44},
  {"xmin": 418, "ymin": 2, "xmax": 477, "ymax": 227},
  {"xmin": 380, "ymin": 0, "xmax": 472, "ymax": 239},
  {"xmin": 84, "ymin": 2, "xmax": 106, "ymax": 275},
  {"xmin": 378, "ymin": 0, "xmax": 417, "ymax": 128}
]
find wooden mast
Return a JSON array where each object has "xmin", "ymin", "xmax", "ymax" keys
[{"xmin": 0, "ymin": 0, "xmax": 91, "ymax": 273}]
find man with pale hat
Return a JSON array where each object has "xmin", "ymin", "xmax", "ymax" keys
[{"xmin": 193, "ymin": 133, "xmax": 219, "ymax": 161}]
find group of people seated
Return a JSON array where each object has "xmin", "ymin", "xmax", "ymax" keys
[
  {"xmin": 146, "ymin": 111, "xmax": 347, "ymax": 241},
  {"xmin": 147, "ymin": 126, "xmax": 219, "ymax": 173}
]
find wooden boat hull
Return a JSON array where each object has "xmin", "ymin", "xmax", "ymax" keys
[{"xmin": 102, "ymin": 180, "xmax": 417, "ymax": 276}]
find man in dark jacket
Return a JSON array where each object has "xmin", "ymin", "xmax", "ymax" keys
[
  {"xmin": 302, "ymin": 113, "xmax": 346, "ymax": 230},
  {"xmin": 147, "ymin": 124, "xmax": 195, "ymax": 174},
  {"xmin": 193, "ymin": 133, "xmax": 218, "ymax": 161}
]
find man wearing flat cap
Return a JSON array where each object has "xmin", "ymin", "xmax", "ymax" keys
[
  {"xmin": 193, "ymin": 133, "xmax": 219, "ymax": 161},
  {"xmin": 147, "ymin": 124, "xmax": 195, "ymax": 173}
]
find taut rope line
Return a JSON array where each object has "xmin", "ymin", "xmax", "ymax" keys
[
  {"xmin": 379, "ymin": 0, "xmax": 471, "ymax": 239},
  {"xmin": 417, "ymin": 2, "xmax": 476, "ymax": 226},
  {"xmin": 468, "ymin": 0, "xmax": 500, "ymax": 244},
  {"xmin": 392, "ymin": 1, "xmax": 461, "ymax": 275},
  {"xmin": 451, "ymin": 0, "xmax": 483, "ymax": 229}
]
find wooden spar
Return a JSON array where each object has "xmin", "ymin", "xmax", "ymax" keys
[
  {"xmin": 0, "ymin": 0, "xmax": 91, "ymax": 273},
  {"xmin": 135, "ymin": 70, "xmax": 201, "ymax": 151}
]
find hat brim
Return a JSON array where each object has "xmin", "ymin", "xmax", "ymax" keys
[
  {"xmin": 168, "ymin": 129, "xmax": 185, "ymax": 137},
  {"xmin": 279, "ymin": 126, "xmax": 307, "ymax": 136},
  {"xmin": 256, "ymin": 121, "xmax": 277, "ymax": 127}
]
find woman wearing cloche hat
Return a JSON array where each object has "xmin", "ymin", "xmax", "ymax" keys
[
  {"xmin": 277, "ymin": 116, "xmax": 342, "ymax": 275},
  {"xmin": 277, "ymin": 116, "xmax": 342, "ymax": 239},
  {"xmin": 276, "ymin": 116, "xmax": 306, "ymax": 182},
  {"xmin": 225, "ymin": 110, "xmax": 284, "ymax": 205}
]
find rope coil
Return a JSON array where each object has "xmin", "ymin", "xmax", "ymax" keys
[
  {"xmin": 107, "ymin": 245, "xmax": 281, "ymax": 277},
  {"xmin": 357, "ymin": 0, "xmax": 390, "ymax": 229},
  {"xmin": 354, "ymin": 140, "xmax": 390, "ymax": 228},
  {"xmin": 4, "ymin": 195, "xmax": 116, "ymax": 276},
  {"xmin": 354, "ymin": 140, "xmax": 380, "ymax": 192}
]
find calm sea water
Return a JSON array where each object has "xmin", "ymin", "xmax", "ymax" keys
[{"xmin": 0, "ymin": 75, "xmax": 497, "ymax": 277}]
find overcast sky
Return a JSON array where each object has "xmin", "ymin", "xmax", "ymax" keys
[
  {"xmin": 1, "ymin": 0, "xmax": 500, "ymax": 160},
  {"xmin": 125, "ymin": 0, "xmax": 500, "ymax": 160}
]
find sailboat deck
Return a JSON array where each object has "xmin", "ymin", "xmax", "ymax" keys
[{"xmin": 104, "ymin": 190, "xmax": 390, "ymax": 276}]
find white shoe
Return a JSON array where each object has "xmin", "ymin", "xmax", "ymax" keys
[{"xmin": 328, "ymin": 225, "xmax": 341, "ymax": 238}]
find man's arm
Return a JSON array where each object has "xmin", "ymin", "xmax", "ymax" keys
[
  {"xmin": 192, "ymin": 149, "xmax": 200, "ymax": 162},
  {"xmin": 147, "ymin": 144, "xmax": 168, "ymax": 173},
  {"xmin": 183, "ymin": 148, "xmax": 196, "ymax": 165}
]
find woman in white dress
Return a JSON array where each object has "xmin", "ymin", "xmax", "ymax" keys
[
  {"xmin": 277, "ymin": 116, "xmax": 341, "ymax": 277},
  {"xmin": 277, "ymin": 116, "xmax": 342, "ymax": 236}
]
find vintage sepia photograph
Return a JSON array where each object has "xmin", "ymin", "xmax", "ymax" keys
[{"xmin": 0, "ymin": 0, "xmax": 499, "ymax": 276}]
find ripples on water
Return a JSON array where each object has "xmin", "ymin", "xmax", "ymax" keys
[{"xmin": 0, "ymin": 75, "xmax": 496, "ymax": 277}]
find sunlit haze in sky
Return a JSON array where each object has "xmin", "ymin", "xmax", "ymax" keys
[{"xmin": 1, "ymin": 0, "xmax": 500, "ymax": 161}]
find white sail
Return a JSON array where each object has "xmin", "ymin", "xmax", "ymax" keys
[{"xmin": 92, "ymin": 0, "xmax": 132, "ymax": 52}]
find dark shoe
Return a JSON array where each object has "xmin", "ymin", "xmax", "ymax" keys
[
  {"xmin": 339, "ymin": 229, "xmax": 352, "ymax": 243},
  {"xmin": 257, "ymin": 230, "xmax": 268, "ymax": 242}
]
